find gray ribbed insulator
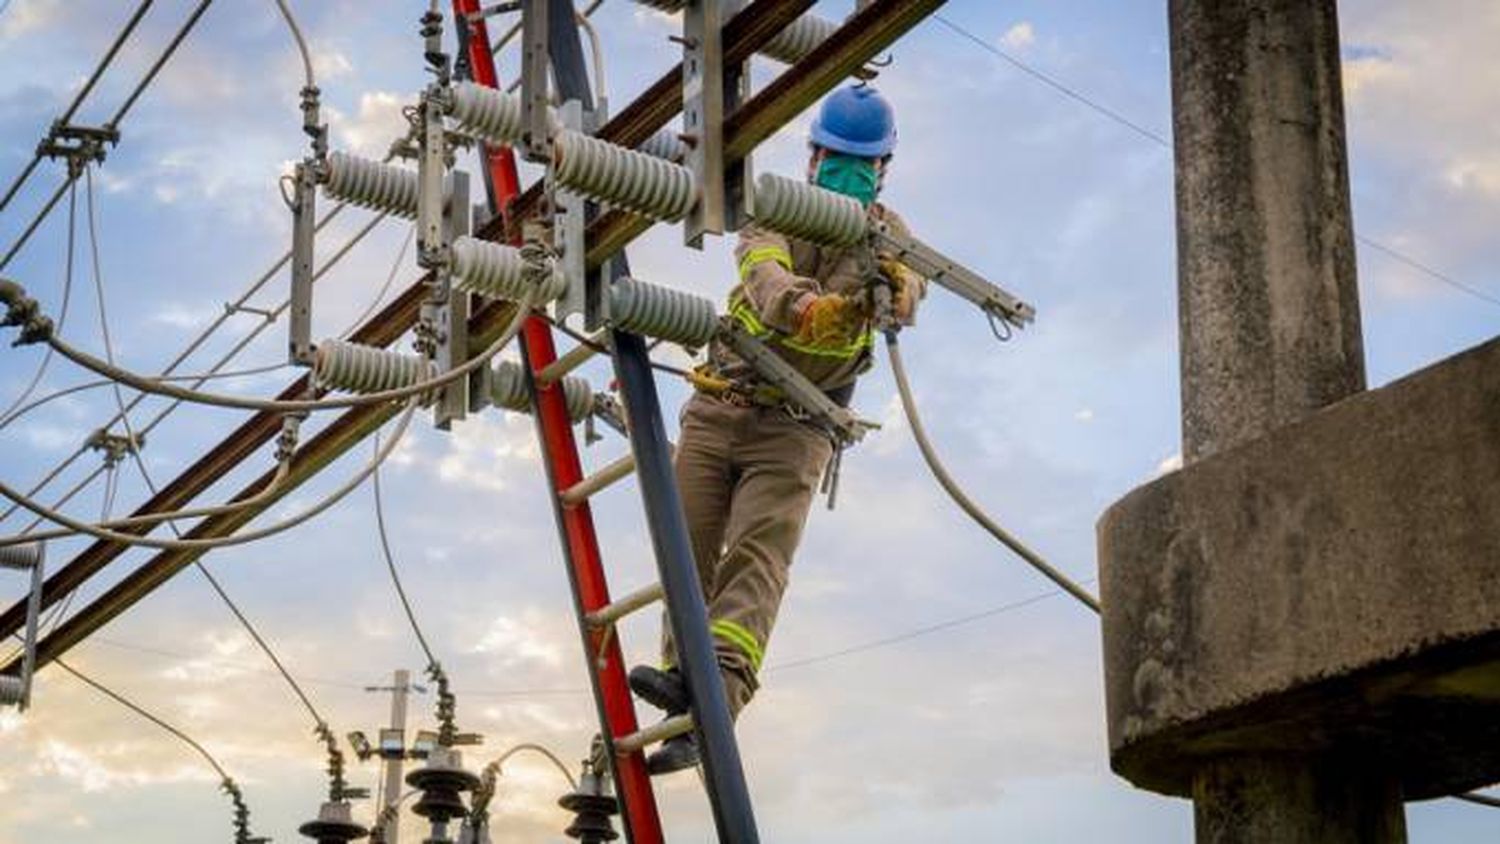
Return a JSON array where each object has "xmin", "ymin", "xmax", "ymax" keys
[
  {"xmin": 490, "ymin": 361, "xmax": 594, "ymax": 423},
  {"xmin": 449, "ymin": 81, "xmax": 525, "ymax": 145},
  {"xmin": 637, "ymin": 128, "xmax": 688, "ymax": 164},
  {"xmin": 0, "ymin": 675, "xmax": 22, "ymax": 706},
  {"xmin": 314, "ymin": 341, "xmax": 434, "ymax": 395},
  {"xmin": 609, "ymin": 278, "xmax": 719, "ymax": 348},
  {"xmin": 451, "ymin": 237, "xmax": 568, "ymax": 303},
  {"xmin": 761, "ymin": 13, "xmax": 839, "ymax": 64},
  {"xmin": 626, "ymin": 1, "xmax": 835, "ymax": 65},
  {"xmin": 323, "ymin": 152, "xmax": 420, "ymax": 219},
  {"xmin": 753, "ymin": 173, "xmax": 867, "ymax": 247},
  {"xmin": 0, "ymin": 543, "xmax": 40, "ymax": 570},
  {"xmin": 553, "ymin": 130, "xmax": 698, "ymax": 222}
]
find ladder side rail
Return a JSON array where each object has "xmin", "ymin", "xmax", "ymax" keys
[
  {"xmin": 545, "ymin": 1, "xmax": 760, "ymax": 841},
  {"xmin": 452, "ymin": 5, "xmax": 665, "ymax": 844}
]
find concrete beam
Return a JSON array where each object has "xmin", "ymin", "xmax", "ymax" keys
[{"xmin": 1099, "ymin": 336, "xmax": 1500, "ymax": 801}]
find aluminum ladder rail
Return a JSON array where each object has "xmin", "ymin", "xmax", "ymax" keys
[{"xmin": 454, "ymin": 3, "xmax": 759, "ymax": 842}]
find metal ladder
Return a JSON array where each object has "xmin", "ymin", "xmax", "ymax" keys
[{"xmin": 454, "ymin": 2, "xmax": 759, "ymax": 842}]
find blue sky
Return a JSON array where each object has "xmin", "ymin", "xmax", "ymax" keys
[{"xmin": 0, "ymin": 1, "xmax": 1497, "ymax": 841}]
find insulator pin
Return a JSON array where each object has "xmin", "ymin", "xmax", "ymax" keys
[
  {"xmin": 490, "ymin": 361, "xmax": 593, "ymax": 423},
  {"xmin": 324, "ymin": 152, "xmax": 420, "ymax": 219},
  {"xmin": 753, "ymin": 173, "xmax": 867, "ymax": 247},
  {"xmin": 609, "ymin": 279, "xmax": 719, "ymax": 348},
  {"xmin": 0, "ymin": 676, "xmax": 22, "ymax": 706},
  {"xmin": 553, "ymin": 130, "xmax": 698, "ymax": 222},
  {"xmin": 451, "ymin": 237, "xmax": 568, "ymax": 303},
  {"xmin": 0, "ymin": 543, "xmax": 42, "ymax": 571},
  {"xmin": 315, "ymin": 341, "xmax": 433, "ymax": 395}
]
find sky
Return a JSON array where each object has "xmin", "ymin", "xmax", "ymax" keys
[{"xmin": 0, "ymin": 0, "xmax": 1497, "ymax": 841}]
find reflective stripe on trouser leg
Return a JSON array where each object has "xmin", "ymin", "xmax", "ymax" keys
[
  {"xmin": 661, "ymin": 395, "xmax": 735, "ymax": 672},
  {"xmin": 706, "ymin": 406, "xmax": 832, "ymax": 718}
]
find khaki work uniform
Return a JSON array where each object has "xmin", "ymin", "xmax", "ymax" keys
[{"xmin": 662, "ymin": 203, "xmax": 922, "ymax": 717}]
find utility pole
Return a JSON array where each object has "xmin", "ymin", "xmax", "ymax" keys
[{"xmin": 365, "ymin": 669, "xmax": 416, "ymax": 844}]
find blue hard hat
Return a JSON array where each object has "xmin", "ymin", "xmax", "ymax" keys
[{"xmin": 809, "ymin": 85, "xmax": 897, "ymax": 158}]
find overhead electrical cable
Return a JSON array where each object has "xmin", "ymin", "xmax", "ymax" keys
[
  {"xmin": 2, "ymin": 180, "xmax": 78, "ymax": 423},
  {"xmin": 0, "ymin": 0, "xmax": 156, "ymax": 216},
  {"xmin": 931, "ymin": 11, "xmax": 1500, "ymax": 312},
  {"xmin": 885, "ymin": 332, "xmax": 1101, "ymax": 613},
  {"xmin": 0, "ymin": 0, "xmax": 217, "ymax": 274}
]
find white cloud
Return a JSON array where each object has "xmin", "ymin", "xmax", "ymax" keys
[
  {"xmin": 470, "ymin": 611, "xmax": 564, "ymax": 668},
  {"xmin": 1000, "ymin": 22, "xmax": 1036, "ymax": 51},
  {"xmin": 0, "ymin": 0, "xmax": 63, "ymax": 39},
  {"xmin": 1074, "ymin": 408, "xmax": 1095, "ymax": 422},
  {"xmin": 330, "ymin": 90, "xmax": 412, "ymax": 160},
  {"xmin": 1155, "ymin": 452, "xmax": 1182, "ymax": 476}
]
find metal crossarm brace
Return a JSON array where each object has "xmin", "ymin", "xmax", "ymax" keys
[{"xmin": 682, "ymin": 0, "xmax": 751, "ymax": 246}]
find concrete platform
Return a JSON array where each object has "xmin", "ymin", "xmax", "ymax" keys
[{"xmin": 1098, "ymin": 336, "xmax": 1500, "ymax": 799}]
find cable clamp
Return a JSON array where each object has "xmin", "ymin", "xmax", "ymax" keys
[
  {"xmin": 85, "ymin": 428, "xmax": 144, "ymax": 467},
  {"xmin": 38, "ymin": 122, "xmax": 118, "ymax": 177}
]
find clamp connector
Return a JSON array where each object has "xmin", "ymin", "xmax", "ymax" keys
[{"xmin": 300, "ymin": 85, "xmax": 328, "ymax": 160}]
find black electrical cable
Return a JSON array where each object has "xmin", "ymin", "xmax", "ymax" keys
[
  {"xmin": 0, "ymin": 0, "xmax": 155, "ymax": 215},
  {"xmin": 0, "ymin": 0, "xmax": 215, "ymax": 274}
]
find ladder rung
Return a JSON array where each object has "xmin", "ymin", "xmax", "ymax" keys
[
  {"xmin": 560, "ymin": 453, "xmax": 637, "ymax": 506},
  {"xmin": 537, "ymin": 331, "xmax": 608, "ymax": 386},
  {"xmin": 615, "ymin": 713, "xmax": 694, "ymax": 756},
  {"xmin": 586, "ymin": 583, "xmax": 665, "ymax": 629}
]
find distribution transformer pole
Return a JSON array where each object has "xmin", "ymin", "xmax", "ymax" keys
[{"xmin": 371, "ymin": 669, "xmax": 414, "ymax": 844}]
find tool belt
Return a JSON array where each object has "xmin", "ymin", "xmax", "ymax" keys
[{"xmin": 688, "ymin": 364, "xmax": 850, "ymax": 420}]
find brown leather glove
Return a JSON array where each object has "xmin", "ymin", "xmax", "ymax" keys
[
  {"xmin": 795, "ymin": 292, "xmax": 866, "ymax": 348},
  {"xmin": 878, "ymin": 256, "xmax": 921, "ymax": 324}
]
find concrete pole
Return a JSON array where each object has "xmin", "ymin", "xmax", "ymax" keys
[
  {"xmin": 382, "ymin": 669, "xmax": 411, "ymax": 844},
  {"xmin": 1169, "ymin": 1, "xmax": 1397, "ymax": 840},
  {"xmin": 1171, "ymin": 0, "xmax": 1366, "ymax": 465}
]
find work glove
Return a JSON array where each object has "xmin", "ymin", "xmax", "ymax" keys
[
  {"xmin": 878, "ymin": 256, "xmax": 921, "ymax": 324},
  {"xmin": 794, "ymin": 292, "xmax": 866, "ymax": 349}
]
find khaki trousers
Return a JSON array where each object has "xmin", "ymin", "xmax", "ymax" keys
[{"xmin": 662, "ymin": 393, "xmax": 833, "ymax": 718}]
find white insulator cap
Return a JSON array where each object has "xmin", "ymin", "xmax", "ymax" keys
[
  {"xmin": 609, "ymin": 278, "xmax": 719, "ymax": 348},
  {"xmin": 0, "ymin": 675, "xmax": 23, "ymax": 706},
  {"xmin": 451, "ymin": 237, "xmax": 568, "ymax": 303},
  {"xmin": 553, "ymin": 130, "xmax": 698, "ymax": 223},
  {"xmin": 753, "ymin": 173, "xmax": 867, "ymax": 247},
  {"xmin": 314, "ymin": 341, "xmax": 433, "ymax": 395},
  {"xmin": 490, "ymin": 361, "xmax": 593, "ymax": 423},
  {"xmin": 0, "ymin": 543, "xmax": 41, "ymax": 571},
  {"xmin": 324, "ymin": 153, "xmax": 420, "ymax": 219}
]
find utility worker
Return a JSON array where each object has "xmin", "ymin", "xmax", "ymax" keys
[{"xmin": 629, "ymin": 85, "xmax": 925, "ymax": 775}]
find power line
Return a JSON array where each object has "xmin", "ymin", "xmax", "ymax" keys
[
  {"xmin": 931, "ymin": 11, "xmax": 1500, "ymax": 312},
  {"xmin": 372, "ymin": 433, "xmax": 440, "ymax": 670},
  {"xmin": 0, "ymin": 0, "xmax": 156, "ymax": 215}
]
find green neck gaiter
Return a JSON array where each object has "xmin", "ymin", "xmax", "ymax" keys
[{"xmin": 815, "ymin": 154, "xmax": 879, "ymax": 207}]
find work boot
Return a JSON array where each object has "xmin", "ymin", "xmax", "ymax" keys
[
  {"xmin": 645, "ymin": 733, "xmax": 699, "ymax": 776},
  {"xmin": 629, "ymin": 666, "xmax": 687, "ymax": 714}
]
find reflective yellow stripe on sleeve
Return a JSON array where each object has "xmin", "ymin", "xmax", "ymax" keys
[
  {"xmin": 710, "ymin": 619, "xmax": 765, "ymax": 673},
  {"xmin": 737, "ymin": 246, "xmax": 793, "ymax": 281}
]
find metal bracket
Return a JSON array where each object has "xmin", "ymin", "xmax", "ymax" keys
[
  {"xmin": 868, "ymin": 219, "xmax": 1037, "ymax": 328},
  {"xmin": 289, "ymin": 160, "xmax": 318, "ymax": 366},
  {"xmin": 37, "ymin": 122, "xmax": 118, "ymax": 177},
  {"xmin": 432, "ymin": 170, "xmax": 473, "ymax": 431},
  {"xmin": 682, "ymin": 0, "xmax": 750, "ymax": 247},
  {"xmin": 520, "ymin": 0, "xmax": 552, "ymax": 163},
  {"xmin": 553, "ymin": 99, "xmax": 605, "ymax": 327},
  {"xmin": 85, "ymin": 427, "xmax": 145, "ymax": 467}
]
